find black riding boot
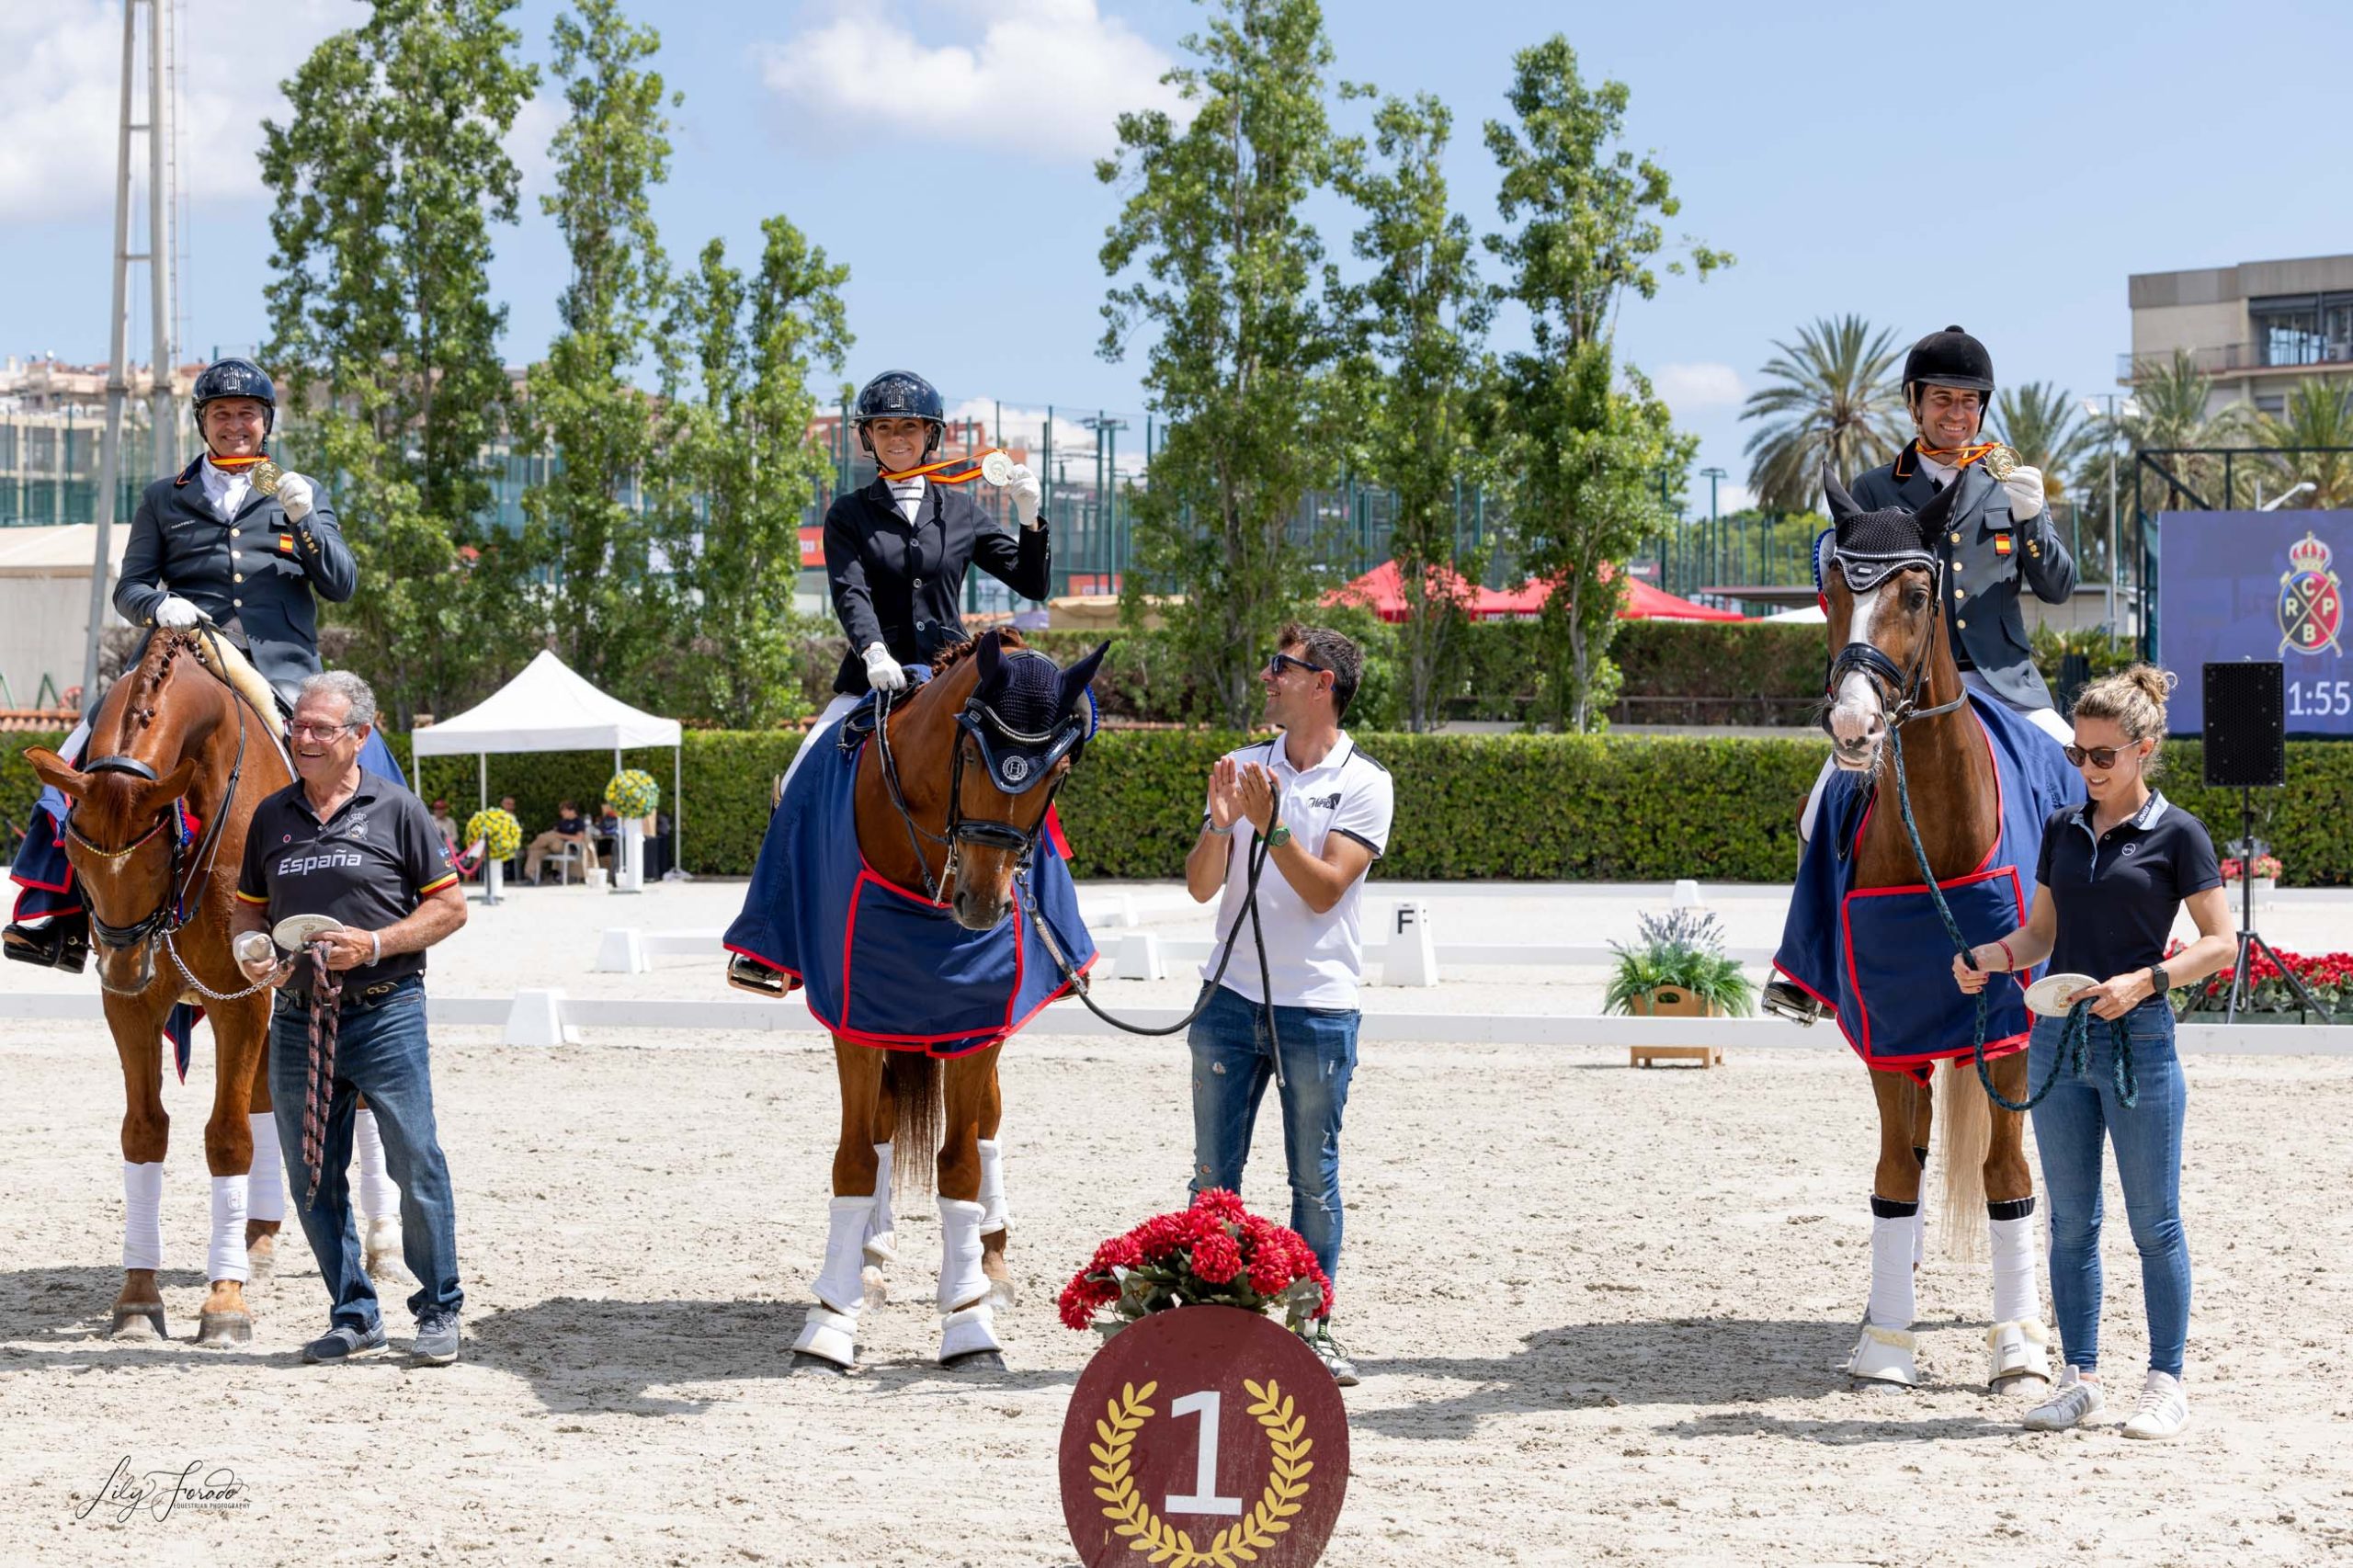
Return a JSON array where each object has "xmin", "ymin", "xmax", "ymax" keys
[
  {"xmin": 1760, "ymin": 976, "xmax": 1824, "ymax": 1025},
  {"xmin": 3, "ymin": 911, "xmax": 91, "ymax": 973}
]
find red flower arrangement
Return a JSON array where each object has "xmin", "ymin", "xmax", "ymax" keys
[
  {"xmin": 2219, "ymin": 854, "xmax": 2282, "ymax": 882},
  {"xmin": 1059, "ymin": 1189, "xmax": 1334, "ymax": 1338},
  {"xmin": 2164, "ymin": 938, "xmax": 2349, "ymax": 1017}
]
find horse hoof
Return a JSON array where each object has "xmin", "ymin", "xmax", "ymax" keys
[
  {"xmin": 940, "ymin": 1348, "xmax": 1007, "ymax": 1373},
  {"xmin": 1992, "ymin": 1371, "xmax": 2052, "ymax": 1397},
  {"xmin": 790, "ymin": 1352, "xmax": 853, "ymax": 1377},
  {"xmin": 196, "ymin": 1312, "xmax": 253, "ymax": 1347},
  {"xmin": 109, "ymin": 1305, "xmax": 167, "ymax": 1341},
  {"xmin": 861, "ymin": 1266, "xmax": 889, "ymax": 1310},
  {"xmin": 246, "ymin": 1248, "xmax": 275, "ymax": 1282}
]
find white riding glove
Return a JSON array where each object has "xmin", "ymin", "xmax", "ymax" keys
[
  {"xmin": 1006, "ymin": 463, "xmax": 1043, "ymax": 529},
  {"xmin": 863, "ymin": 642, "xmax": 908, "ymax": 693},
  {"xmin": 274, "ymin": 471, "xmax": 315, "ymax": 524},
  {"xmin": 2000, "ymin": 465, "xmax": 2045, "ymax": 521},
  {"xmin": 155, "ymin": 595, "xmax": 201, "ymax": 630}
]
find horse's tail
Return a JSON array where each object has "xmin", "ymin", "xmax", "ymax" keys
[
  {"xmin": 1936, "ymin": 1057, "xmax": 1991, "ymax": 1261},
  {"xmin": 885, "ymin": 1051, "xmax": 941, "ymax": 1203}
]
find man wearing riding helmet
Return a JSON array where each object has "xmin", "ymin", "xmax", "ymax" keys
[
  {"xmin": 782, "ymin": 369, "xmax": 1051, "ymax": 786},
  {"xmin": 6, "ymin": 356, "xmax": 403, "ymax": 973},
  {"xmin": 1763, "ymin": 325, "xmax": 2076, "ymax": 1025}
]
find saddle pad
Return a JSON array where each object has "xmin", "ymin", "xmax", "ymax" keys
[
  {"xmin": 1774, "ymin": 691, "xmax": 2085, "ymax": 1077},
  {"xmin": 722, "ymin": 691, "xmax": 1097, "ymax": 1057}
]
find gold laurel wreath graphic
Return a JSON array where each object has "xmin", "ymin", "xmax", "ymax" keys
[{"xmin": 1089, "ymin": 1378, "xmax": 1315, "ymax": 1567}]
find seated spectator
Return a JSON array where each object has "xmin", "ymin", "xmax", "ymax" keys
[{"xmin": 522, "ymin": 799, "xmax": 598, "ymax": 884}]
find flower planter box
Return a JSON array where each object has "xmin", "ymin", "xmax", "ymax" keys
[{"xmin": 1626, "ymin": 986, "xmax": 1725, "ymax": 1068}]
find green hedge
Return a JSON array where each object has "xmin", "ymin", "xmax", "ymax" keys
[{"xmin": 14, "ymin": 726, "xmax": 2353, "ymax": 886}]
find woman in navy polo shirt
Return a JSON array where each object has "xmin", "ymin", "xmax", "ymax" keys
[{"xmin": 1952, "ymin": 665, "xmax": 2234, "ymax": 1439}]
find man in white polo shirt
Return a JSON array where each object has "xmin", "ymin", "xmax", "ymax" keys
[{"xmin": 1185, "ymin": 621, "xmax": 1394, "ymax": 1385}]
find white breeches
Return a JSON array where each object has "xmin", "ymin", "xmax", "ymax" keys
[{"xmin": 781, "ymin": 694, "xmax": 862, "ymax": 795}]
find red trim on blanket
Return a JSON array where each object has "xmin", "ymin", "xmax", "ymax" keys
[
  {"xmin": 1836, "ymin": 862, "xmax": 2034, "ymax": 1070},
  {"xmin": 1045, "ymin": 804, "xmax": 1072, "ymax": 862},
  {"xmin": 9, "ymin": 865, "xmax": 74, "ymax": 894}
]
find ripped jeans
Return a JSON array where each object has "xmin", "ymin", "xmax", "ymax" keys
[{"xmin": 1188, "ymin": 983, "xmax": 1359, "ymax": 1287}]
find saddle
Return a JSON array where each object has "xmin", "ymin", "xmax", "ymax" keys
[{"xmin": 175, "ymin": 624, "xmax": 287, "ymax": 745}]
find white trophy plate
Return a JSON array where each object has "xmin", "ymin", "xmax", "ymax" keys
[
  {"xmin": 980, "ymin": 449, "xmax": 1015, "ymax": 486},
  {"xmin": 273, "ymin": 913, "xmax": 344, "ymax": 950},
  {"xmin": 2022, "ymin": 971, "xmax": 2098, "ymax": 1017}
]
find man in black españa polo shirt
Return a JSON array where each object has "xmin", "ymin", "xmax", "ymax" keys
[{"xmin": 232, "ymin": 670, "xmax": 469, "ymax": 1365}]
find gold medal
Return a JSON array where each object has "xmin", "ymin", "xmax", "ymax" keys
[
  {"xmin": 980, "ymin": 449, "xmax": 1015, "ymax": 487},
  {"xmin": 1983, "ymin": 444, "xmax": 2019, "ymax": 483},
  {"xmin": 253, "ymin": 458, "xmax": 282, "ymax": 496}
]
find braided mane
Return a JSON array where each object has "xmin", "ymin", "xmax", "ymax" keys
[{"xmin": 926, "ymin": 627, "xmax": 1029, "ymax": 677}]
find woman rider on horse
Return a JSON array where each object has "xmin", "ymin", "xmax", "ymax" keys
[
  {"xmin": 782, "ymin": 369, "xmax": 1051, "ymax": 786},
  {"xmin": 6, "ymin": 357, "xmax": 404, "ymax": 974}
]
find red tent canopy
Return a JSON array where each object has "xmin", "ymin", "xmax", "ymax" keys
[{"xmin": 1330, "ymin": 560, "xmax": 1742, "ymax": 622}]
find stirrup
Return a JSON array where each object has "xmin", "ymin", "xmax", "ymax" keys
[
  {"xmin": 4, "ymin": 916, "xmax": 89, "ymax": 974},
  {"xmin": 1761, "ymin": 978, "xmax": 1824, "ymax": 1026},
  {"xmin": 726, "ymin": 953, "xmax": 788, "ymax": 998}
]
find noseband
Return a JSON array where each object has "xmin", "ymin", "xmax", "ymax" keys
[
  {"xmin": 1824, "ymin": 555, "xmax": 1969, "ymax": 739},
  {"xmin": 63, "ymin": 703, "xmax": 251, "ymax": 954}
]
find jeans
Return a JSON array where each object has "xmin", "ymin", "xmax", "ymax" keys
[
  {"xmin": 1188, "ymin": 983, "xmax": 1359, "ymax": 1289},
  {"xmin": 2029, "ymin": 999, "xmax": 2190, "ymax": 1375},
  {"xmin": 270, "ymin": 981, "xmax": 463, "ymax": 1329}
]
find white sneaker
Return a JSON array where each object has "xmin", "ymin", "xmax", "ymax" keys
[
  {"xmin": 2023, "ymin": 1367, "xmax": 2103, "ymax": 1431},
  {"xmin": 2121, "ymin": 1370, "xmax": 2189, "ymax": 1440}
]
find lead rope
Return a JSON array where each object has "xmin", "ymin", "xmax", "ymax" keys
[
  {"xmin": 1885, "ymin": 722, "xmax": 2136, "ymax": 1112},
  {"xmin": 301, "ymin": 943, "xmax": 345, "ymax": 1208}
]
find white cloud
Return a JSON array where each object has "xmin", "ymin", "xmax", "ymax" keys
[
  {"xmin": 758, "ymin": 0, "xmax": 1187, "ymax": 165},
  {"xmin": 944, "ymin": 395, "xmax": 1149, "ymax": 476},
  {"xmin": 1651, "ymin": 361, "xmax": 1744, "ymax": 413},
  {"xmin": 0, "ymin": 2, "xmax": 363, "ymax": 222}
]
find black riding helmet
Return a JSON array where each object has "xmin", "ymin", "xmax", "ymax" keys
[
  {"xmin": 1903, "ymin": 325, "xmax": 1995, "ymax": 408},
  {"xmin": 853, "ymin": 369, "xmax": 946, "ymax": 461},
  {"xmin": 190, "ymin": 357, "xmax": 277, "ymax": 437}
]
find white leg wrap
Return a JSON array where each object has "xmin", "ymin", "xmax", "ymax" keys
[
  {"xmin": 208, "ymin": 1175, "xmax": 250, "ymax": 1283},
  {"xmin": 976, "ymin": 1138, "xmax": 1008, "ymax": 1234},
  {"xmin": 938, "ymin": 1302, "xmax": 1003, "ymax": 1363},
  {"xmin": 353, "ymin": 1107, "xmax": 400, "ymax": 1224},
  {"xmin": 863, "ymin": 1142, "xmax": 896, "ymax": 1265},
  {"xmin": 245, "ymin": 1112, "xmax": 285, "ymax": 1223},
  {"xmin": 937, "ymin": 1197, "xmax": 987, "ymax": 1312},
  {"xmin": 1987, "ymin": 1318, "xmax": 2052, "ymax": 1387},
  {"xmin": 1799, "ymin": 756, "xmax": 1836, "ymax": 843},
  {"xmin": 1911, "ymin": 1204, "xmax": 1926, "ymax": 1270},
  {"xmin": 1990, "ymin": 1212, "xmax": 2038, "ymax": 1326},
  {"xmin": 813, "ymin": 1196, "xmax": 874, "ymax": 1316},
  {"xmin": 1867, "ymin": 1210, "xmax": 1916, "ymax": 1330},
  {"xmin": 792, "ymin": 1306, "xmax": 859, "ymax": 1368},
  {"xmin": 122, "ymin": 1161, "xmax": 164, "ymax": 1272}
]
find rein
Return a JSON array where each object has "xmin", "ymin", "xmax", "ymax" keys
[{"xmin": 868, "ymin": 676, "xmax": 1079, "ymax": 905}]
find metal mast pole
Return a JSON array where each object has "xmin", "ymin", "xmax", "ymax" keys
[
  {"xmin": 147, "ymin": 0, "xmax": 178, "ymax": 477},
  {"xmin": 85, "ymin": 0, "xmax": 148, "ymax": 709}
]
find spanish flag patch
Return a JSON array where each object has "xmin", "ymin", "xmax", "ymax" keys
[
  {"xmin": 277, "ymin": 533, "xmax": 297, "ymax": 556},
  {"xmin": 1993, "ymin": 533, "xmax": 2014, "ymax": 556}
]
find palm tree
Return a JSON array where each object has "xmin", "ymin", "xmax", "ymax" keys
[
  {"xmin": 2257, "ymin": 377, "xmax": 2353, "ymax": 507},
  {"xmin": 1993, "ymin": 381, "xmax": 2096, "ymax": 503},
  {"xmin": 1740, "ymin": 315, "xmax": 1907, "ymax": 510}
]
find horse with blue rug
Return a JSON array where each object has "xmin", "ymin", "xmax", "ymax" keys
[
  {"xmin": 726, "ymin": 629, "xmax": 1106, "ymax": 1371},
  {"xmin": 1772, "ymin": 469, "xmax": 2085, "ymax": 1392}
]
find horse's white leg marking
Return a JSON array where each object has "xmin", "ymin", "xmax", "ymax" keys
[
  {"xmin": 246, "ymin": 1111, "xmax": 284, "ymax": 1223},
  {"xmin": 123, "ymin": 1161, "xmax": 164, "ymax": 1272},
  {"xmin": 207, "ymin": 1175, "xmax": 250, "ymax": 1283}
]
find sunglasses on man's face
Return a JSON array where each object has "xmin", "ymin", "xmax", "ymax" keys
[
  {"xmin": 1266, "ymin": 651, "xmax": 1328, "ymax": 679},
  {"xmin": 2063, "ymin": 744, "xmax": 2130, "ymax": 769}
]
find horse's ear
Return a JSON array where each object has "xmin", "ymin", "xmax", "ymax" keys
[
  {"xmin": 974, "ymin": 629, "xmax": 1002, "ymax": 688},
  {"xmin": 1061, "ymin": 641, "xmax": 1110, "ymax": 711},
  {"xmin": 24, "ymin": 748, "xmax": 86, "ymax": 800},
  {"xmin": 134, "ymin": 758, "xmax": 199, "ymax": 813},
  {"xmin": 1913, "ymin": 472, "xmax": 1962, "ymax": 544},
  {"xmin": 1821, "ymin": 461, "xmax": 1862, "ymax": 524}
]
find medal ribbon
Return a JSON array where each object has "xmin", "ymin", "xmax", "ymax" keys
[
  {"xmin": 1915, "ymin": 440, "xmax": 2001, "ymax": 472},
  {"xmin": 209, "ymin": 454, "xmax": 269, "ymax": 472},
  {"xmin": 877, "ymin": 448, "xmax": 1009, "ymax": 485}
]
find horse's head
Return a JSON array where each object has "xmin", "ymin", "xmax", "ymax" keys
[
  {"xmin": 923, "ymin": 629, "xmax": 1108, "ymax": 930},
  {"xmin": 1817, "ymin": 466, "xmax": 1962, "ymax": 775},
  {"xmin": 27, "ymin": 747, "xmax": 199, "ymax": 994}
]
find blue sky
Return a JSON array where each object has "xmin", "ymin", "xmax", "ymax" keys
[{"xmin": 7, "ymin": 0, "xmax": 2349, "ymax": 508}]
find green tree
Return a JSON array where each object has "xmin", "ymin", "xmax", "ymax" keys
[
  {"xmin": 648, "ymin": 219, "xmax": 850, "ymax": 727},
  {"xmin": 1738, "ymin": 315, "xmax": 1904, "ymax": 509},
  {"xmin": 1994, "ymin": 380, "xmax": 2095, "ymax": 504},
  {"xmin": 1332, "ymin": 91, "xmax": 1492, "ymax": 731},
  {"xmin": 1097, "ymin": 0, "xmax": 1359, "ymax": 727},
  {"xmin": 260, "ymin": 0, "xmax": 539, "ymax": 720},
  {"xmin": 520, "ymin": 0, "xmax": 679, "ymax": 700},
  {"xmin": 1483, "ymin": 35, "xmax": 1725, "ymax": 731},
  {"xmin": 2257, "ymin": 377, "xmax": 2353, "ymax": 507}
]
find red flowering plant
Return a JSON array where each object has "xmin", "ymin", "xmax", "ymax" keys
[
  {"xmin": 2165, "ymin": 938, "xmax": 2349, "ymax": 1017},
  {"xmin": 2218, "ymin": 854, "xmax": 2283, "ymax": 882},
  {"xmin": 1058, "ymin": 1189, "xmax": 1334, "ymax": 1340}
]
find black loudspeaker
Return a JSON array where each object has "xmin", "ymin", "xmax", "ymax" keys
[{"xmin": 2203, "ymin": 661, "xmax": 2286, "ymax": 788}]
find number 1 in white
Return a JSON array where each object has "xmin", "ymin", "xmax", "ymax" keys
[{"xmin": 1163, "ymin": 1390, "xmax": 1244, "ymax": 1516}]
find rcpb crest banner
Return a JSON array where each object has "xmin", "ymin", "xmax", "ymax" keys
[{"xmin": 2159, "ymin": 511, "xmax": 2351, "ymax": 735}]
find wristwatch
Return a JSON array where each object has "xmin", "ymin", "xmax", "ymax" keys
[
  {"xmin": 2148, "ymin": 962, "xmax": 2170, "ymax": 995},
  {"xmin": 1265, "ymin": 824, "xmax": 1293, "ymax": 849}
]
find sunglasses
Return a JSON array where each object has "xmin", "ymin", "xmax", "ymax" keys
[
  {"xmin": 1266, "ymin": 651, "xmax": 1328, "ymax": 679},
  {"xmin": 2062, "ymin": 744, "xmax": 2131, "ymax": 769}
]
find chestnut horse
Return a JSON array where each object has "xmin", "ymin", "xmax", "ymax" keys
[
  {"xmin": 26, "ymin": 631, "xmax": 291, "ymax": 1343},
  {"xmin": 731, "ymin": 629, "xmax": 1105, "ymax": 1373},
  {"xmin": 1817, "ymin": 471, "xmax": 2051, "ymax": 1393}
]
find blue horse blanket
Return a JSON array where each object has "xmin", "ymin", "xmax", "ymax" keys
[
  {"xmin": 1773, "ymin": 692, "xmax": 2084, "ymax": 1076},
  {"xmin": 722, "ymin": 683, "xmax": 1097, "ymax": 1056}
]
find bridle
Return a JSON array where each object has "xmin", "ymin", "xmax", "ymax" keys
[
  {"xmin": 869, "ymin": 658, "xmax": 1094, "ymax": 905},
  {"xmin": 1823, "ymin": 553, "xmax": 1969, "ymax": 739}
]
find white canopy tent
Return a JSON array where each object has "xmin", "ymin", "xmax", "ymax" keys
[{"xmin": 411, "ymin": 649, "xmax": 687, "ymax": 863}]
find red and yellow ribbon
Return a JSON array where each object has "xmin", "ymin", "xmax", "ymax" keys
[
  {"xmin": 878, "ymin": 449, "xmax": 1009, "ymax": 486},
  {"xmin": 209, "ymin": 453, "xmax": 269, "ymax": 472},
  {"xmin": 1915, "ymin": 440, "xmax": 2001, "ymax": 471}
]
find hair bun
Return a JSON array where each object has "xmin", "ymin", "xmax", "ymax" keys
[{"xmin": 2125, "ymin": 665, "xmax": 2177, "ymax": 704}]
